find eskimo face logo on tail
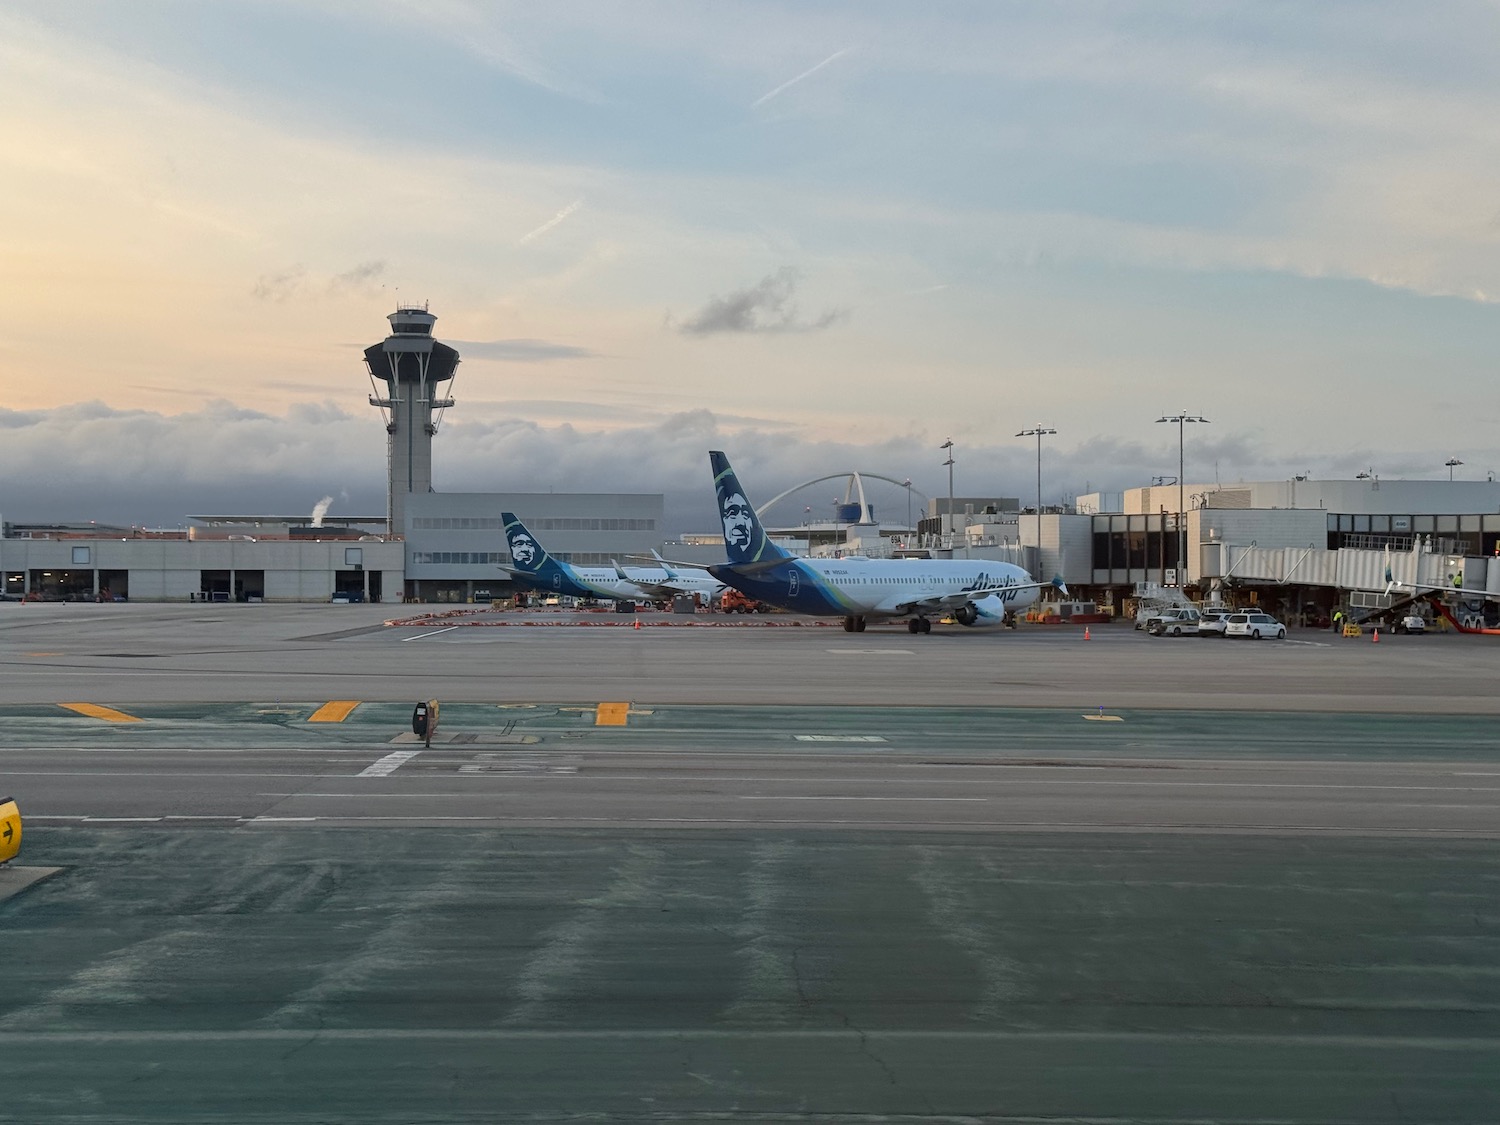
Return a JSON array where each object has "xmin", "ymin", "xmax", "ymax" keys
[
  {"xmin": 721, "ymin": 492, "xmax": 753, "ymax": 551},
  {"xmin": 509, "ymin": 532, "xmax": 539, "ymax": 567}
]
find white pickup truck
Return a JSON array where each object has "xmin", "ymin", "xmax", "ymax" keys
[{"xmin": 1144, "ymin": 607, "xmax": 1202, "ymax": 636}]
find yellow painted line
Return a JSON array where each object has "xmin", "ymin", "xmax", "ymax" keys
[
  {"xmin": 59, "ymin": 703, "xmax": 143, "ymax": 723},
  {"xmin": 1082, "ymin": 714, "xmax": 1124, "ymax": 722},
  {"xmin": 595, "ymin": 702, "xmax": 631, "ymax": 726},
  {"xmin": 25, "ymin": 652, "xmax": 62, "ymax": 657},
  {"xmin": 308, "ymin": 700, "xmax": 361, "ymax": 723}
]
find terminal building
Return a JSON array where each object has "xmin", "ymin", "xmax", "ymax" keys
[
  {"xmin": 951, "ymin": 477, "xmax": 1500, "ymax": 624},
  {"xmin": 0, "ymin": 305, "xmax": 663, "ymax": 603}
]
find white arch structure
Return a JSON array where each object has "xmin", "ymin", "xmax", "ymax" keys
[{"xmin": 756, "ymin": 472, "xmax": 929, "ymax": 524}]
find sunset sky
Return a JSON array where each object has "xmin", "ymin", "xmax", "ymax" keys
[{"xmin": 5, "ymin": 1, "xmax": 1500, "ymax": 530}]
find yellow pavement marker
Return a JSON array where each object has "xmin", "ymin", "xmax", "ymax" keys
[
  {"xmin": 309, "ymin": 700, "xmax": 361, "ymax": 723},
  {"xmin": 595, "ymin": 702, "xmax": 631, "ymax": 726},
  {"xmin": 59, "ymin": 703, "xmax": 142, "ymax": 723}
]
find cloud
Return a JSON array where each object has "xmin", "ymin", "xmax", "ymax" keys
[
  {"xmin": 677, "ymin": 268, "xmax": 849, "ymax": 336},
  {"xmin": 329, "ymin": 260, "xmax": 387, "ymax": 294},
  {"xmin": 251, "ymin": 265, "xmax": 306, "ymax": 302},
  {"xmin": 5, "ymin": 398, "xmax": 1474, "ymax": 539},
  {"xmin": 519, "ymin": 199, "xmax": 583, "ymax": 244},
  {"xmin": 450, "ymin": 338, "xmax": 599, "ymax": 362},
  {"xmin": 752, "ymin": 47, "xmax": 854, "ymax": 107}
]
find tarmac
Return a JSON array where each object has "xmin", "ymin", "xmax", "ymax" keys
[{"xmin": 1, "ymin": 601, "xmax": 1498, "ymax": 1122}]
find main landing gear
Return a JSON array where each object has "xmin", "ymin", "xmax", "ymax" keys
[
  {"xmin": 842, "ymin": 616, "xmax": 867, "ymax": 632},
  {"xmin": 907, "ymin": 617, "xmax": 932, "ymax": 634}
]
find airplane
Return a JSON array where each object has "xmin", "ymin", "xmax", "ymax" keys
[
  {"xmin": 621, "ymin": 550, "xmax": 726, "ymax": 603},
  {"xmin": 700, "ymin": 450, "xmax": 1066, "ymax": 634},
  {"xmin": 499, "ymin": 513, "xmax": 722, "ymax": 604}
]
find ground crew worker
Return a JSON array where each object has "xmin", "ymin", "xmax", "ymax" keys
[{"xmin": 1332, "ymin": 609, "xmax": 1344, "ymax": 633}]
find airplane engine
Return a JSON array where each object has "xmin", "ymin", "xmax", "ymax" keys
[{"xmin": 957, "ymin": 595, "xmax": 1008, "ymax": 627}]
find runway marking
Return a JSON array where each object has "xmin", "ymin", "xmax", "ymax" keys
[
  {"xmin": 794, "ymin": 735, "xmax": 887, "ymax": 742},
  {"xmin": 738, "ymin": 795, "xmax": 986, "ymax": 802},
  {"xmin": 595, "ymin": 702, "xmax": 631, "ymax": 726},
  {"xmin": 308, "ymin": 700, "xmax": 360, "ymax": 723},
  {"xmin": 826, "ymin": 649, "xmax": 913, "ymax": 655},
  {"xmin": 1082, "ymin": 714, "xmax": 1124, "ymax": 722},
  {"xmin": 249, "ymin": 817, "xmax": 317, "ymax": 822},
  {"xmin": 58, "ymin": 703, "xmax": 141, "ymax": 723},
  {"xmin": 403, "ymin": 626, "xmax": 457, "ymax": 641},
  {"xmin": 356, "ymin": 751, "xmax": 422, "ymax": 777}
]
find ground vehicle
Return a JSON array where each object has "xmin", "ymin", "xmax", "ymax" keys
[
  {"xmin": 1198, "ymin": 609, "xmax": 1235, "ymax": 637},
  {"xmin": 720, "ymin": 588, "xmax": 771, "ymax": 614},
  {"xmin": 1145, "ymin": 607, "xmax": 1201, "ymax": 636},
  {"xmin": 1225, "ymin": 611, "xmax": 1286, "ymax": 640},
  {"xmin": 1392, "ymin": 614, "xmax": 1425, "ymax": 634}
]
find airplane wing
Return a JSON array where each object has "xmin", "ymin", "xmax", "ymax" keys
[
  {"xmin": 625, "ymin": 555, "xmax": 712, "ymax": 571},
  {"xmin": 874, "ymin": 575, "xmax": 1068, "ymax": 616}
]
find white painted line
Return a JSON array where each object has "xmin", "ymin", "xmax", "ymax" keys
[
  {"xmin": 794, "ymin": 735, "xmax": 888, "ymax": 743},
  {"xmin": 826, "ymin": 649, "xmax": 913, "ymax": 655},
  {"xmin": 83, "ymin": 817, "xmax": 162, "ymax": 823},
  {"xmin": 248, "ymin": 817, "xmax": 317, "ymax": 822},
  {"xmin": 738, "ymin": 795, "xmax": 986, "ymax": 802},
  {"xmin": 357, "ymin": 750, "xmax": 422, "ymax": 777},
  {"xmin": 403, "ymin": 626, "xmax": 457, "ymax": 641}
]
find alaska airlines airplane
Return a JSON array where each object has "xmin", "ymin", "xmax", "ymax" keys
[
  {"xmin": 706, "ymin": 451, "xmax": 1065, "ymax": 633},
  {"xmin": 500, "ymin": 513, "xmax": 723, "ymax": 603}
]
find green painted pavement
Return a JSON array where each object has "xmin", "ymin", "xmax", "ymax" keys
[{"xmin": 2, "ymin": 828, "xmax": 1498, "ymax": 1122}]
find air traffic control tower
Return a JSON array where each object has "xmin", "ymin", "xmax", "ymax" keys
[{"xmin": 365, "ymin": 305, "xmax": 460, "ymax": 535}]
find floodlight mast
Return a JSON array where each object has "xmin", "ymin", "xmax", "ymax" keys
[
  {"xmin": 940, "ymin": 440, "xmax": 955, "ymax": 547},
  {"xmin": 1016, "ymin": 425, "xmax": 1057, "ymax": 519},
  {"xmin": 1155, "ymin": 412, "xmax": 1208, "ymax": 586}
]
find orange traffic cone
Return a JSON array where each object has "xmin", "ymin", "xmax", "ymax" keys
[
  {"xmin": 1372, "ymin": 627, "xmax": 1378, "ymax": 643},
  {"xmin": 633, "ymin": 618, "xmax": 641, "ymax": 630},
  {"xmin": 1083, "ymin": 626, "xmax": 1091, "ymax": 640}
]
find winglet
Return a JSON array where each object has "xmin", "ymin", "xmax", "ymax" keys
[{"xmin": 1051, "ymin": 575, "xmax": 1070, "ymax": 598}]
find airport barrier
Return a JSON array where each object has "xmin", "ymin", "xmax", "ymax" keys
[{"xmin": 0, "ymin": 797, "xmax": 20, "ymax": 865}]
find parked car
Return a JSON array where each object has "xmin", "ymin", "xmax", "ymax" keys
[
  {"xmin": 1198, "ymin": 609, "xmax": 1235, "ymax": 637},
  {"xmin": 1145, "ymin": 607, "xmax": 1201, "ymax": 636},
  {"xmin": 1224, "ymin": 611, "xmax": 1287, "ymax": 640}
]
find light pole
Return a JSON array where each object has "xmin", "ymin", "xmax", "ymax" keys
[
  {"xmin": 940, "ymin": 440, "xmax": 955, "ymax": 546},
  {"xmin": 1155, "ymin": 412, "xmax": 1208, "ymax": 586},
  {"xmin": 1446, "ymin": 457, "xmax": 1464, "ymax": 481},
  {"xmin": 1016, "ymin": 425, "xmax": 1057, "ymax": 518},
  {"xmin": 902, "ymin": 478, "xmax": 912, "ymax": 533}
]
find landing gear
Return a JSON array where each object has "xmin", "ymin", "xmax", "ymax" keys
[
  {"xmin": 907, "ymin": 617, "xmax": 932, "ymax": 634},
  {"xmin": 843, "ymin": 616, "xmax": 867, "ymax": 632}
]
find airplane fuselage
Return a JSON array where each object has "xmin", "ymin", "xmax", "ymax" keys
[
  {"xmin": 511, "ymin": 564, "xmax": 720, "ymax": 603},
  {"xmin": 709, "ymin": 556, "xmax": 1040, "ymax": 621}
]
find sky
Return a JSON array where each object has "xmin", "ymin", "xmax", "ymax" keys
[{"xmin": 4, "ymin": 0, "xmax": 1500, "ymax": 534}]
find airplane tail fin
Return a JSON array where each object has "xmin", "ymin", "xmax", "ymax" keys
[
  {"xmin": 501, "ymin": 513, "xmax": 571, "ymax": 588},
  {"xmin": 710, "ymin": 451, "xmax": 790, "ymax": 566}
]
